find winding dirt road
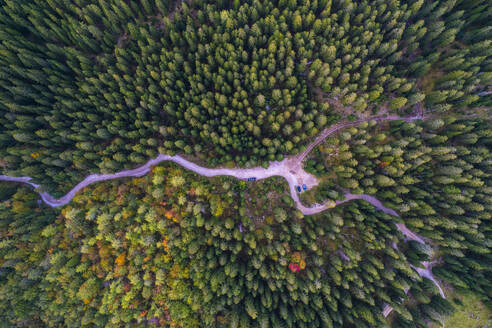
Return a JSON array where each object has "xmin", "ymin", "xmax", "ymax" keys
[
  {"xmin": 1, "ymin": 154, "xmax": 318, "ymax": 208},
  {"xmin": 1, "ymin": 112, "xmax": 444, "ymax": 315},
  {"xmin": 1, "ymin": 113, "xmax": 421, "ymax": 208}
]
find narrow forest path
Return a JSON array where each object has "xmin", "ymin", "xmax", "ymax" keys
[
  {"xmin": 295, "ymin": 113, "xmax": 422, "ymax": 164},
  {"xmin": 1, "ymin": 112, "xmax": 444, "ymax": 315}
]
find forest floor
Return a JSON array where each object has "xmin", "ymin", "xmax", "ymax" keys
[{"xmin": 435, "ymin": 291, "xmax": 492, "ymax": 328}]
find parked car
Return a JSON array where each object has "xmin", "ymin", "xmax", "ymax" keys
[
  {"xmin": 247, "ymin": 177, "xmax": 256, "ymax": 181},
  {"xmin": 296, "ymin": 186, "xmax": 302, "ymax": 192},
  {"xmin": 302, "ymin": 184, "xmax": 307, "ymax": 190}
]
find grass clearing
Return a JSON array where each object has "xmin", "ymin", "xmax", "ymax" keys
[{"xmin": 438, "ymin": 292, "xmax": 491, "ymax": 328}]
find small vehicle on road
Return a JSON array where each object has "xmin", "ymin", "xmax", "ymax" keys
[
  {"xmin": 302, "ymin": 184, "xmax": 307, "ymax": 191},
  {"xmin": 296, "ymin": 186, "xmax": 302, "ymax": 193},
  {"xmin": 247, "ymin": 177, "xmax": 256, "ymax": 181}
]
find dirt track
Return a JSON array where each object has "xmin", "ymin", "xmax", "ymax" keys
[
  {"xmin": 1, "ymin": 113, "xmax": 421, "ymax": 208},
  {"xmin": 1, "ymin": 112, "xmax": 444, "ymax": 313}
]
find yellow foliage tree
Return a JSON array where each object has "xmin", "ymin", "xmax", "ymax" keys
[{"xmin": 115, "ymin": 253, "xmax": 125, "ymax": 267}]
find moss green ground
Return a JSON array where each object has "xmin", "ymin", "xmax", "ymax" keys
[{"xmin": 440, "ymin": 292, "xmax": 491, "ymax": 328}]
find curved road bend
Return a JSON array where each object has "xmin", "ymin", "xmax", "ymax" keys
[
  {"xmin": 1, "ymin": 112, "xmax": 443, "ymax": 314},
  {"xmin": 1, "ymin": 113, "xmax": 422, "ymax": 208},
  {"xmin": 296, "ymin": 113, "xmax": 422, "ymax": 164}
]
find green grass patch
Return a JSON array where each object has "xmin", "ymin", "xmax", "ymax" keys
[{"xmin": 440, "ymin": 292, "xmax": 491, "ymax": 328}]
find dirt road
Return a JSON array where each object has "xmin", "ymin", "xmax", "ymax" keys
[{"xmin": 1, "ymin": 112, "xmax": 443, "ymax": 315}]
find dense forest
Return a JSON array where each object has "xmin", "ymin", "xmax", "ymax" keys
[
  {"xmin": 0, "ymin": 0, "xmax": 490, "ymax": 194},
  {"xmin": 0, "ymin": 162, "xmax": 463, "ymax": 327},
  {"xmin": 0, "ymin": 0, "xmax": 491, "ymax": 327},
  {"xmin": 304, "ymin": 117, "xmax": 492, "ymax": 316}
]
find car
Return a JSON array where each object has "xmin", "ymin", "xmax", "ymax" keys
[
  {"xmin": 296, "ymin": 186, "xmax": 302, "ymax": 192},
  {"xmin": 302, "ymin": 184, "xmax": 307, "ymax": 190},
  {"xmin": 247, "ymin": 177, "xmax": 256, "ymax": 181}
]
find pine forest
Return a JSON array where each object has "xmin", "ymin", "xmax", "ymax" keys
[{"xmin": 0, "ymin": 0, "xmax": 490, "ymax": 327}]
